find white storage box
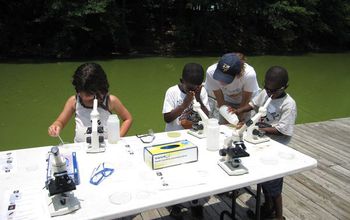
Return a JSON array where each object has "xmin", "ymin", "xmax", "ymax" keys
[{"xmin": 144, "ymin": 140, "xmax": 198, "ymax": 170}]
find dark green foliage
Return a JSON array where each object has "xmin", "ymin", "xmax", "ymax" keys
[{"xmin": 0, "ymin": 0, "xmax": 349, "ymax": 58}]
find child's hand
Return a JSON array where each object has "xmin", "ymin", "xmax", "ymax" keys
[
  {"xmin": 194, "ymin": 85, "xmax": 202, "ymax": 101},
  {"xmin": 236, "ymin": 121, "xmax": 245, "ymax": 129},
  {"xmin": 48, "ymin": 124, "xmax": 61, "ymax": 137},
  {"xmin": 256, "ymin": 122, "xmax": 272, "ymax": 128},
  {"xmin": 180, "ymin": 119, "xmax": 193, "ymax": 129},
  {"xmin": 227, "ymin": 106, "xmax": 243, "ymax": 116},
  {"xmin": 183, "ymin": 91, "xmax": 195, "ymax": 107},
  {"xmin": 227, "ymin": 106, "xmax": 237, "ymax": 114}
]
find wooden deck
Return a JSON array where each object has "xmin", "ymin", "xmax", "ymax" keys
[{"xmin": 120, "ymin": 118, "xmax": 350, "ymax": 220}]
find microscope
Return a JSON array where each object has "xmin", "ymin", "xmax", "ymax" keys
[
  {"xmin": 187, "ymin": 99, "xmax": 209, "ymax": 138},
  {"xmin": 46, "ymin": 146, "xmax": 80, "ymax": 216},
  {"xmin": 218, "ymin": 97, "xmax": 272, "ymax": 175},
  {"xmin": 243, "ymin": 97, "xmax": 272, "ymax": 144},
  {"xmin": 86, "ymin": 97, "xmax": 106, "ymax": 153}
]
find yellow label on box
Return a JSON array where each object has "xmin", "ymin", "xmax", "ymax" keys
[{"xmin": 143, "ymin": 140, "xmax": 198, "ymax": 170}]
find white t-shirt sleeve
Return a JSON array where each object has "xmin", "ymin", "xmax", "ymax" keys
[
  {"xmin": 242, "ymin": 65, "xmax": 259, "ymax": 93},
  {"xmin": 162, "ymin": 87, "xmax": 176, "ymax": 114},
  {"xmin": 204, "ymin": 64, "xmax": 221, "ymax": 92},
  {"xmin": 274, "ymin": 99, "xmax": 297, "ymax": 136},
  {"xmin": 249, "ymin": 90, "xmax": 265, "ymax": 110},
  {"xmin": 200, "ymin": 87, "xmax": 211, "ymax": 110}
]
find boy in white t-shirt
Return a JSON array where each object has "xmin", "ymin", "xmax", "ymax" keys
[
  {"xmin": 233, "ymin": 66, "xmax": 296, "ymax": 220},
  {"xmin": 162, "ymin": 63, "xmax": 210, "ymax": 132},
  {"xmin": 162, "ymin": 63, "xmax": 210, "ymax": 218}
]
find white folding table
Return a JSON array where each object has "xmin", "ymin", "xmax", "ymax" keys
[{"xmin": 0, "ymin": 127, "xmax": 317, "ymax": 220}]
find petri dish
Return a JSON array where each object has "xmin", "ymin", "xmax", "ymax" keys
[
  {"xmin": 167, "ymin": 132, "xmax": 181, "ymax": 138},
  {"xmin": 109, "ymin": 192, "xmax": 132, "ymax": 205}
]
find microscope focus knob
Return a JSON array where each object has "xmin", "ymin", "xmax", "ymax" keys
[
  {"xmin": 99, "ymin": 136, "xmax": 104, "ymax": 143},
  {"xmin": 252, "ymin": 129, "xmax": 266, "ymax": 137},
  {"xmin": 86, "ymin": 127, "xmax": 92, "ymax": 134},
  {"xmin": 219, "ymin": 149, "xmax": 227, "ymax": 157},
  {"xmin": 98, "ymin": 126, "xmax": 104, "ymax": 133}
]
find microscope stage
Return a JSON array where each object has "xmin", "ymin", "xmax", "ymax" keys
[
  {"xmin": 244, "ymin": 135, "xmax": 270, "ymax": 144},
  {"xmin": 86, "ymin": 142, "xmax": 106, "ymax": 153},
  {"xmin": 218, "ymin": 159, "xmax": 248, "ymax": 176},
  {"xmin": 187, "ymin": 129, "xmax": 206, "ymax": 139}
]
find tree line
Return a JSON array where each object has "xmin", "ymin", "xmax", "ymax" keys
[{"xmin": 0, "ymin": 0, "xmax": 349, "ymax": 58}]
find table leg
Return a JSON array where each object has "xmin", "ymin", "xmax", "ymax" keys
[
  {"xmin": 255, "ymin": 184, "xmax": 262, "ymax": 220},
  {"xmin": 244, "ymin": 184, "xmax": 262, "ymax": 220},
  {"xmin": 220, "ymin": 190, "xmax": 238, "ymax": 220}
]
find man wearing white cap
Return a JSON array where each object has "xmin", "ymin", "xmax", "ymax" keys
[{"xmin": 204, "ymin": 52, "xmax": 260, "ymax": 123}]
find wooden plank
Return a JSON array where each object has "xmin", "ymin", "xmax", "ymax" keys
[
  {"xmin": 330, "ymin": 164, "xmax": 350, "ymax": 179},
  {"xmin": 288, "ymin": 140, "xmax": 335, "ymax": 167},
  {"xmin": 156, "ymin": 206, "xmax": 173, "ymax": 220},
  {"xmin": 306, "ymin": 119, "xmax": 350, "ymax": 144},
  {"xmin": 292, "ymin": 129, "xmax": 350, "ymax": 164},
  {"xmin": 286, "ymin": 174, "xmax": 350, "ymax": 219},
  {"xmin": 283, "ymin": 177, "xmax": 338, "ymax": 220},
  {"xmin": 140, "ymin": 209, "xmax": 162, "ymax": 220},
  {"xmin": 119, "ymin": 214, "xmax": 143, "ymax": 220},
  {"xmin": 282, "ymin": 208, "xmax": 299, "ymax": 220},
  {"xmin": 341, "ymin": 163, "xmax": 350, "ymax": 170},
  {"xmin": 311, "ymin": 166, "xmax": 350, "ymax": 194},
  {"xmin": 290, "ymin": 137, "xmax": 345, "ymax": 166},
  {"xmin": 283, "ymin": 187, "xmax": 319, "ymax": 219},
  {"xmin": 297, "ymin": 120, "xmax": 350, "ymax": 147},
  {"xmin": 298, "ymin": 124, "xmax": 350, "ymax": 154}
]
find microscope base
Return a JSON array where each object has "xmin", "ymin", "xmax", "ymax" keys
[
  {"xmin": 47, "ymin": 192, "xmax": 80, "ymax": 217},
  {"xmin": 244, "ymin": 135, "xmax": 270, "ymax": 144},
  {"xmin": 218, "ymin": 159, "xmax": 248, "ymax": 176},
  {"xmin": 86, "ymin": 142, "xmax": 106, "ymax": 153},
  {"xmin": 187, "ymin": 129, "xmax": 206, "ymax": 139}
]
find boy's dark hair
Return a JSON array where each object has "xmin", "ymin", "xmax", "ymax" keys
[
  {"xmin": 182, "ymin": 63, "xmax": 204, "ymax": 85},
  {"xmin": 265, "ymin": 66, "xmax": 289, "ymax": 87},
  {"xmin": 72, "ymin": 63, "xmax": 109, "ymax": 95}
]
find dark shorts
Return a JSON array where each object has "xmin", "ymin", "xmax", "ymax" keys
[{"xmin": 261, "ymin": 178, "xmax": 283, "ymax": 197}]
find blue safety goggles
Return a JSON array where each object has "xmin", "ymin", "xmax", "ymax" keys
[{"xmin": 90, "ymin": 163, "xmax": 114, "ymax": 185}]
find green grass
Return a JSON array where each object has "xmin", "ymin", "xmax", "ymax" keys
[{"xmin": 0, "ymin": 53, "xmax": 349, "ymax": 150}]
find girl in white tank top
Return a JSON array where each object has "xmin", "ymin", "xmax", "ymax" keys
[
  {"xmin": 74, "ymin": 94, "xmax": 112, "ymax": 142},
  {"xmin": 48, "ymin": 63, "xmax": 133, "ymax": 142}
]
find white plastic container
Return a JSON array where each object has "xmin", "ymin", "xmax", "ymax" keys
[
  {"xmin": 206, "ymin": 118, "xmax": 220, "ymax": 151},
  {"xmin": 107, "ymin": 114, "xmax": 120, "ymax": 144},
  {"xmin": 219, "ymin": 105, "xmax": 239, "ymax": 125}
]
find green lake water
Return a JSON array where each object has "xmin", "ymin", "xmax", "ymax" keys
[{"xmin": 1, "ymin": 53, "xmax": 349, "ymax": 150}]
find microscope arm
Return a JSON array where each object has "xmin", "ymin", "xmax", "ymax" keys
[
  {"xmin": 225, "ymin": 97, "xmax": 272, "ymax": 142},
  {"xmin": 90, "ymin": 98, "xmax": 100, "ymax": 149},
  {"xmin": 187, "ymin": 99, "xmax": 209, "ymax": 138},
  {"xmin": 86, "ymin": 97, "xmax": 106, "ymax": 153},
  {"xmin": 47, "ymin": 146, "xmax": 76, "ymax": 196},
  {"xmin": 192, "ymin": 99, "xmax": 209, "ymax": 121},
  {"xmin": 239, "ymin": 97, "xmax": 272, "ymax": 134},
  {"xmin": 218, "ymin": 97, "xmax": 271, "ymax": 175}
]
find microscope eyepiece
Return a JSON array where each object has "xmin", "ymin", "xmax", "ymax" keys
[{"xmin": 51, "ymin": 146, "xmax": 59, "ymax": 156}]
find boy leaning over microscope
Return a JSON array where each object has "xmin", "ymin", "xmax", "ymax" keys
[
  {"xmin": 231, "ymin": 66, "xmax": 296, "ymax": 220},
  {"xmin": 162, "ymin": 63, "xmax": 210, "ymax": 219}
]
